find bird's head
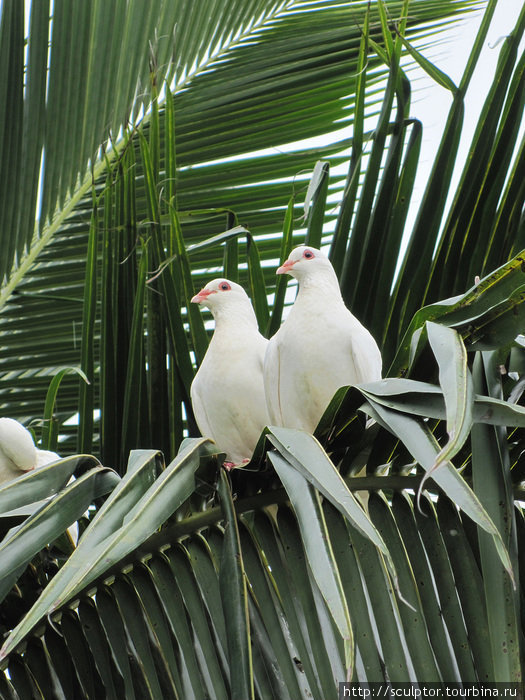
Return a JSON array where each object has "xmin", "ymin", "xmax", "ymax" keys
[
  {"xmin": 191, "ymin": 279, "xmax": 251, "ymax": 313},
  {"xmin": 277, "ymin": 245, "xmax": 333, "ymax": 281}
]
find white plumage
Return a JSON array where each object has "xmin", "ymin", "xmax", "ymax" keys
[
  {"xmin": 0, "ymin": 418, "xmax": 37, "ymax": 483},
  {"xmin": 35, "ymin": 448, "xmax": 61, "ymax": 468},
  {"xmin": 264, "ymin": 245, "xmax": 382, "ymax": 433},
  {"xmin": 0, "ymin": 418, "xmax": 60, "ymax": 484},
  {"xmin": 190, "ymin": 279, "xmax": 270, "ymax": 467}
]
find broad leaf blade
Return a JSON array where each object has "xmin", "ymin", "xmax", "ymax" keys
[
  {"xmin": 0, "ymin": 455, "xmax": 100, "ymax": 513},
  {"xmin": 422, "ymin": 322, "xmax": 473, "ymax": 489},
  {"xmin": 471, "ymin": 353, "xmax": 521, "ymax": 681},
  {"xmin": 0, "ymin": 467, "xmax": 118, "ymax": 603},
  {"xmin": 269, "ymin": 451, "xmax": 353, "ymax": 679},
  {"xmin": 267, "ymin": 427, "xmax": 395, "ymax": 569},
  {"xmin": 361, "ymin": 399, "xmax": 513, "ymax": 578},
  {"xmin": 217, "ymin": 470, "xmax": 254, "ymax": 700},
  {"xmin": 0, "ymin": 439, "xmax": 212, "ymax": 658}
]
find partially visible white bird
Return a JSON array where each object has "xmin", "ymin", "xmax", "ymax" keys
[
  {"xmin": 35, "ymin": 448, "xmax": 61, "ymax": 468},
  {"xmin": 0, "ymin": 418, "xmax": 61, "ymax": 485},
  {"xmin": 264, "ymin": 245, "xmax": 382, "ymax": 433},
  {"xmin": 0, "ymin": 418, "xmax": 37, "ymax": 484},
  {"xmin": 190, "ymin": 279, "xmax": 270, "ymax": 468}
]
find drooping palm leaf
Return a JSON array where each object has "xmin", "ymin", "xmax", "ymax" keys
[{"xmin": 1, "ymin": 438, "xmax": 522, "ymax": 690}]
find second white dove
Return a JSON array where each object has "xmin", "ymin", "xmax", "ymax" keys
[{"xmin": 264, "ymin": 245, "xmax": 382, "ymax": 433}]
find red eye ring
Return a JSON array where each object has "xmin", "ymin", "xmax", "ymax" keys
[
  {"xmin": 219, "ymin": 281, "xmax": 231, "ymax": 291},
  {"xmin": 303, "ymin": 249, "xmax": 314, "ymax": 259}
]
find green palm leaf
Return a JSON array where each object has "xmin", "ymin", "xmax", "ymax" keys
[{"xmin": 2, "ymin": 0, "xmax": 525, "ymax": 693}]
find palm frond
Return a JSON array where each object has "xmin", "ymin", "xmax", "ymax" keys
[{"xmin": 0, "ymin": 0, "xmax": 485, "ymax": 462}]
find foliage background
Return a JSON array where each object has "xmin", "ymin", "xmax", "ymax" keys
[
  {"xmin": 0, "ymin": 0, "xmax": 524, "ymax": 694},
  {"xmin": 0, "ymin": 0, "xmax": 495, "ymax": 466}
]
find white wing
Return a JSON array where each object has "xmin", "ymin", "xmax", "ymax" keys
[
  {"xmin": 263, "ymin": 336, "xmax": 283, "ymax": 426},
  {"xmin": 35, "ymin": 449, "xmax": 61, "ymax": 468},
  {"xmin": 348, "ymin": 327, "xmax": 382, "ymax": 384},
  {"xmin": 190, "ymin": 376, "xmax": 216, "ymax": 444}
]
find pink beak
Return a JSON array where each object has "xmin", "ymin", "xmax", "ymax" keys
[
  {"xmin": 191, "ymin": 288, "xmax": 216, "ymax": 304},
  {"xmin": 276, "ymin": 259, "xmax": 295, "ymax": 275}
]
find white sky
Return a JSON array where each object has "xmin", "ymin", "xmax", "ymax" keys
[{"xmin": 405, "ymin": 0, "xmax": 524, "ymax": 241}]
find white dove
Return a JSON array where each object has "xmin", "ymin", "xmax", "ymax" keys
[
  {"xmin": 190, "ymin": 279, "xmax": 270, "ymax": 468},
  {"xmin": 264, "ymin": 245, "xmax": 382, "ymax": 433},
  {"xmin": 0, "ymin": 418, "xmax": 60, "ymax": 485}
]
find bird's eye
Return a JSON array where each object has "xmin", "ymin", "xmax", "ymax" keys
[
  {"xmin": 219, "ymin": 281, "xmax": 231, "ymax": 291},
  {"xmin": 303, "ymin": 249, "xmax": 314, "ymax": 259}
]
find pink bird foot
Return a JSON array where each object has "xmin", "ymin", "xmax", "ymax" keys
[{"xmin": 223, "ymin": 459, "xmax": 250, "ymax": 471}]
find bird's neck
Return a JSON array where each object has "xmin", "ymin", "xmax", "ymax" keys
[
  {"xmin": 212, "ymin": 304, "xmax": 260, "ymax": 334},
  {"xmin": 296, "ymin": 268, "xmax": 344, "ymax": 304}
]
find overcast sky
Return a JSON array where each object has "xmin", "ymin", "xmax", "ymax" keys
[{"xmin": 406, "ymin": 0, "xmax": 525, "ymax": 245}]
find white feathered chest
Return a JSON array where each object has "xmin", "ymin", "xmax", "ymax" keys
[{"xmin": 264, "ymin": 264, "xmax": 381, "ymax": 433}]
